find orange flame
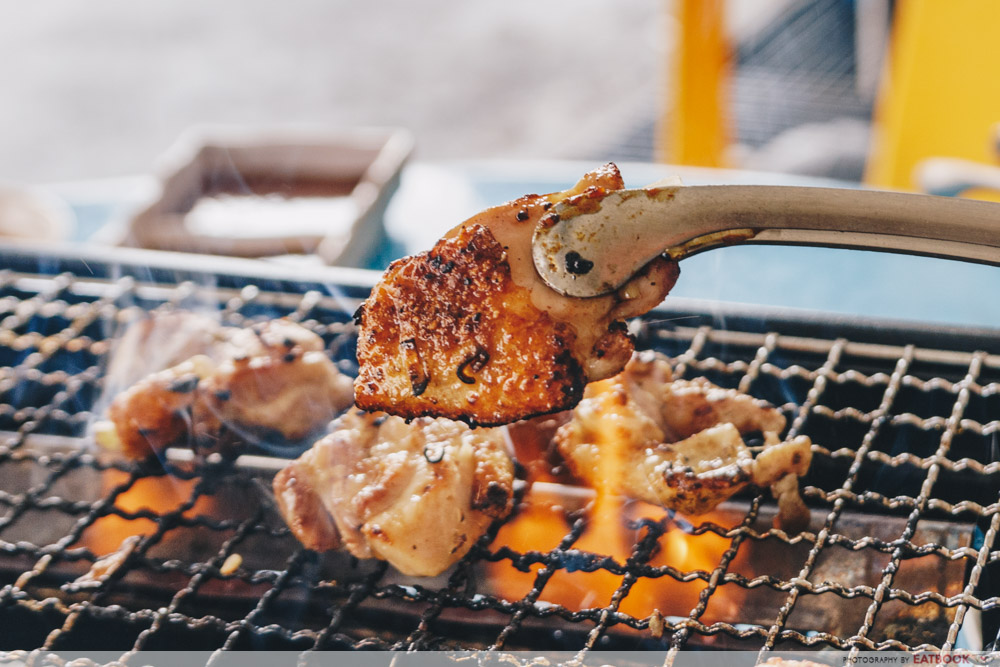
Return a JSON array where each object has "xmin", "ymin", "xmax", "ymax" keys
[
  {"xmin": 489, "ymin": 492, "xmax": 740, "ymax": 620},
  {"xmin": 490, "ymin": 415, "xmax": 745, "ymax": 622},
  {"xmin": 79, "ymin": 468, "xmax": 216, "ymax": 555}
]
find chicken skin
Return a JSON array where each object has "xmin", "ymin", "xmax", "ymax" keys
[
  {"xmin": 103, "ymin": 311, "xmax": 234, "ymax": 392},
  {"xmin": 104, "ymin": 317, "xmax": 354, "ymax": 459},
  {"xmin": 272, "ymin": 408, "xmax": 515, "ymax": 577},
  {"xmin": 354, "ymin": 163, "xmax": 679, "ymax": 426},
  {"xmin": 555, "ymin": 352, "xmax": 812, "ymax": 528}
]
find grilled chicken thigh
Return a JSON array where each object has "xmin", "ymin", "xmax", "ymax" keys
[
  {"xmin": 555, "ymin": 352, "xmax": 812, "ymax": 528},
  {"xmin": 104, "ymin": 318, "xmax": 354, "ymax": 459},
  {"xmin": 354, "ymin": 163, "xmax": 680, "ymax": 426},
  {"xmin": 273, "ymin": 408, "xmax": 515, "ymax": 576}
]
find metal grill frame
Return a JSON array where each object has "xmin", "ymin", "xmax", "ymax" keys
[{"xmin": 0, "ymin": 243, "xmax": 999, "ymax": 660}]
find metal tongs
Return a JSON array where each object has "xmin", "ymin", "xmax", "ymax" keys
[{"xmin": 532, "ymin": 185, "xmax": 1000, "ymax": 297}]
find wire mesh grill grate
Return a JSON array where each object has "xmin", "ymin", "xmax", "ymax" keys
[{"xmin": 0, "ymin": 254, "xmax": 998, "ymax": 657}]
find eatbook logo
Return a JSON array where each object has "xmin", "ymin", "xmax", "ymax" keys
[
  {"xmin": 845, "ymin": 656, "xmax": 978, "ymax": 666},
  {"xmin": 911, "ymin": 656, "xmax": 974, "ymax": 665}
]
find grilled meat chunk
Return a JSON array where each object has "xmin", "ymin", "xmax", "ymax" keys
[
  {"xmin": 273, "ymin": 408, "xmax": 515, "ymax": 577},
  {"xmin": 355, "ymin": 163, "xmax": 679, "ymax": 426},
  {"xmin": 104, "ymin": 318, "xmax": 354, "ymax": 459},
  {"xmin": 103, "ymin": 311, "xmax": 233, "ymax": 391},
  {"xmin": 555, "ymin": 352, "xmax": 812, "ymax": 527}
]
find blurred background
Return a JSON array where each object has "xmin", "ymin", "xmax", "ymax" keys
[
  {"xmin": 1, "ymin": 0, "xmax": 999, "ymax": 324},
  {"xmin": 1, "ymin": 0, "xmax": 667, "ymax": 183},
  {"xmin": 0, "ymin": 0, "xmax": 885, "ymax": 183}
]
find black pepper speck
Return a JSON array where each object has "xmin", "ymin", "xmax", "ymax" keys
[{"xmin": 565, "ymin": 251, "xmax": 594, "ymax": 275}]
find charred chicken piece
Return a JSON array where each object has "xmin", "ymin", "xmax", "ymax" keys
[
  {"xmin": 104, "ymin": 318, "xmax": 354, "ymax": 459},
  {"xmin": 273, "ymin": 407, "xmax": 514, "ymax": 577},
  {"xmin": 354, "ymin": 163, "xmax": 680, "ymax": 426},
  {"xmin": 555, "ymin": 352, "xmax": 812, "ymax": 529}
]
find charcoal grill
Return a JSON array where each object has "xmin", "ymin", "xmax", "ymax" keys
[{"xmin": 1, "ymin": 242, "xmax": 999, "ymax": 660}]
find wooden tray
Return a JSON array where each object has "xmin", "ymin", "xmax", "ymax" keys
[{"xmin": 125, "ymin": 126, "xmax": 413, "ymax": 266}]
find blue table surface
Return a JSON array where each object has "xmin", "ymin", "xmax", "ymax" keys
[{"xmin": 48, "ymin": 159, "xmax": 1000, "ymax": 332}]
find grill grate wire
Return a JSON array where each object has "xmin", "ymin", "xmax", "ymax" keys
[{"xmin": 0, "ymin": 259, "xmax": 998, "ymax": 657}]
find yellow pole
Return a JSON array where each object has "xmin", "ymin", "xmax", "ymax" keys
[
  {"xmin": 866, "ymin": 0, "xmax": 1000, "ymax": 190},
  {"xmin": 658, "ymin": 0, "xmax": 730, "ymax": 167}
]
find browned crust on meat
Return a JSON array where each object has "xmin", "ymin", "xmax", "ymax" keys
[
  {"xmin": 662, "ymin": 463, "xmax": 751, "ymax": 495},
  {"xmin": 354, "ymin": 223, "xmax": 588, "ymax": 426},
  {"xmin": 470, "ymin": 478, "xmax": 514, "ymax": 518},
  {"xmin": 107, "ymin": 364, "xmax": 201, "ymax": 459},
  {"xmin": 272, "ymin": 462, "xmax": 342, "ymax": 552},
  {"xmin": 354, "ymin": 164, "xmax": 680, "ymax": 426}
]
